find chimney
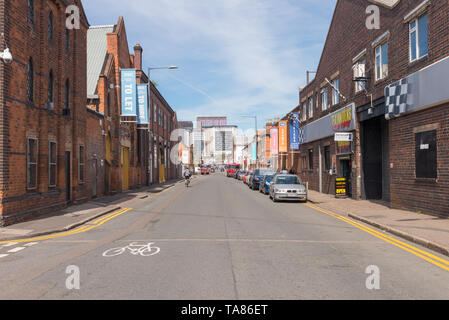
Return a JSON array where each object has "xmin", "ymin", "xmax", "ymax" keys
[{"xmin": 134, "ymin": 44, "xmax": 143, "ymax": 71}]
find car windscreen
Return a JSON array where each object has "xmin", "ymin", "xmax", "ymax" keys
[
  {"xmin": 229, "ymin": 165, "xmax": 240, "ymax": 170},
  {"xmin": 265, "ymin": 175, "xmax": 275, "ymax": 180},
  {"xmin": 274, "ymin": 176, "xmax": 302, "ymax": 185}
]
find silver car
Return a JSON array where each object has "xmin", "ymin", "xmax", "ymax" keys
[{"xmin": 269, "ymin": 174, "xmax": 307, "ymax": 202}]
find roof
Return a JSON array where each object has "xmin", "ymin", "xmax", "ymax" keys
[{"xmin": 87, "ymin": 25, "xmax": 115, "ymax": 98}]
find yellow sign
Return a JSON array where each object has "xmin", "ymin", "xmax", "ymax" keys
[{"xmin": 332, "ymin": 107, "xmax": 352, "ymax": 131}]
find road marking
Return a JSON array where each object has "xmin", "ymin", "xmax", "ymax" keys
[
  {"xmin": 0, "ymin": 208, "xmax": 133, "ymax": 245},
  {"xmin": 7, "ymin": 247, "xmax": 26, "ymax": 253},
  {"xmin": 24, "ymin": 242, "xmax": 39, "ymax": 247},
  {"xmin": 119, "ymin": 239, "xmax": 383, "ymax": 244},
  {"xmin": 0, "ymin": 254, "xmax": 9, "ymax": 258},
  {"xmin": 2, "ymin": 242, "xmax": 18, "ymax": 247},
  {"xmin": 305, "ymin": 203, "xmax": 449, "ymax": 272},
  {"xmin": 103, "ymin": 242, "xmax": 160, "ymax": 257}
]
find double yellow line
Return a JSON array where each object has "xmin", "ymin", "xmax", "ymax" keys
[
  {"xmin": 305, "ymin": 203, "xmax": 449, "ymax": 272},
  {"xmin": 0, "ymin": 208, "xmax": 132, "ymax": 245}
]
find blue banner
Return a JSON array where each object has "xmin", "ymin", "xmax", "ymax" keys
[
  {"xmin": 251, "ymin": 142, "xmax": 257, "ymax": 161},
  {"xmin": 121, "ymin": 69, "xmax": 137, "ymax": 116},
  {"xmin": 137, "ymin": 84, "xmax": 149, "ymax": 124},
  {"xmin": 289, "ymin": 112, "xmax": 300, "ymax": 150}
]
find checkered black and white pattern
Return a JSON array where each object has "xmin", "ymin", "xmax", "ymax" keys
[{"xmin": 385, "ymin": 78, "xmax": 412, "ymax": 120}]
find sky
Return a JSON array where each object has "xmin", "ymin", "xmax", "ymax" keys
[{"xmin": 83, "ymin": 0, "xmax": 337, "ymax": 132}]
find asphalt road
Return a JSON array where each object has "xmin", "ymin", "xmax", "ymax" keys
[{"xmin": 0, "ymin": 173, "xmax": 448, "ymax": 300}]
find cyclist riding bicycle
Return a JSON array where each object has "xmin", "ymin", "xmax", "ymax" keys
[{"xmin": 184, "ymin": 168, "xmax": 192, "ymax": 186}]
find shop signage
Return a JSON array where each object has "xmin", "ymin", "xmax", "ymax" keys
[
  {"xmin": 270, "ymin": 128, "xmax": 278, "ymax": 156},
  {"xmin": 335, "ymin": 132, "xmax": 353, "ymax": 142},
  {"xmin": 279, "ymin": 121, "xmax": 288, "ymax": 153},
  {"xmin": 300, "ymin": 103, "xmax": 356, "ymax": 144},
  {"xmin": 136, "ymin": 84, "xmax": 149, "ymax": 124},
  {"xmin": 335, "ymin": 178, "xmax": 348, "ymax": 198},
  {"xmin": 289, "ymin": 112, "xmax": 300, "ymax": 150},
  {"xmin": 120, "ymin": 69, "xmax": 137, "ymax": 117},
  {"xmin": 336, "ymin": 141, "xmax": 352, "ymax": 155}
]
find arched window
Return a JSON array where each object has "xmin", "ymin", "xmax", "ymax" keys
[
  {"xmin": 27, "ymin": 58, "xmax": 34, "ymax": 102},
  {"xmin": 48, "ymin": 11, "xmax": 53, "ymax": 41},
  {"xmin": 65, "ymin": 80, "xmax": 70, "ymax": 109},
  {"xmin": 28, "ymin": 0, "xmax": 34, "ymax": 25},
  {"xmin": 48, "ymin": 71, "xmax": 54, "ymax": 103}
]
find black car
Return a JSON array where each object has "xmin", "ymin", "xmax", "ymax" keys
[{"xmin": 249, "ymin": 169, "xmax": 275, "ymax": 190}]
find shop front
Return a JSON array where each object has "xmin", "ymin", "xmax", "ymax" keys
[{"xmin": 299, "ymin": 103, "xmax": 357, "ymax": 198}]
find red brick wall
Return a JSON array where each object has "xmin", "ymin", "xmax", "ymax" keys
[
  {"xmin": 390, "ymin": 103, "xmax": 449, "ymax": 216},
  {"xmin": 86, "ymin": 109, "xmax": 106, "ymax": 198},
  {"xmin": 0, "ymin": 0, "xmax": 89, "ymax": 226}
]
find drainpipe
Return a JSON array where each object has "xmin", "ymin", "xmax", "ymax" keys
[{"xmin": 319, "ymin": 145, "xmax": 323, "ymax": 193}]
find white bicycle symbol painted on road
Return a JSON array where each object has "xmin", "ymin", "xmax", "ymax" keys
[{"xmin": 102, "ymin": 242, "xmax": 161, "ymax": 257}]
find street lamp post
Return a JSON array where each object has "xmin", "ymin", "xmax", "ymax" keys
[
  {"xmin": 147, "ymin": 66, "xmax": 178, "ymax": 185},
  {"xmin": 242, "ymin": 115, "xmax": 258, "ymax": 169}
]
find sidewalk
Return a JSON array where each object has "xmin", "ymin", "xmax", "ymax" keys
[
  {"xmin": 0, "ymin": 179, "xmax": 183, "ymax": 242},
  {"xmin": 307, "ymin": 190, "xmax": 449, "ymax": 257}
]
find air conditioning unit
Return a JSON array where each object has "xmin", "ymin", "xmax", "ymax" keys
[{"xmin": 46, "ymin": 102, "xmax": 55, "ymax": 111}]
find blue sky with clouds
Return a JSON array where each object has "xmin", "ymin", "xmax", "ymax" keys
[{"xmin": 83, "ymin": 0, "xmax": 337, "ymax": 131}]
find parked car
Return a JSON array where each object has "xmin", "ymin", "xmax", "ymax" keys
[
  {"xmin": 269, "ymin": 174, "xmax": 307, "ymax": 202},
  {"xmin": 243, "ymin": 172, "xmax": 252, "ymax": 184},
  {"xmin": 246, "ymin": 172, "xmax": 254, "ymax": 186},
  {"xmin": 259, "ymin": 174, "xmax": 276, "ymax": 195},
  {"xmin": 195, "ymin": 167, "xmax": 201, "ymax": 174},
  {"xmin": 226, "ymin": 163, "xmax": 241, "ymax": 177},
  {"xmin": 238, "ymin": 170, "xmax": 247, "ymax": 180},
  {"xmin": 249, "ymin": 169, "xmax": 275, "ymax": 190},
  {"xmin": 201, "ymin": 166, "xmax": 210, "ymax": 175}
]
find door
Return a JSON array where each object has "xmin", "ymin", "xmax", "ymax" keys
[
  {"xmin": 340, "ymin": 158, "xmax": 352, "ymax": 198},
  {"xmin": 122, "ymin": 147, "xmax": 129, "ymax": 191},
  {"xmin": 65, "ymin": 152, "xmax": 71, "ymax": 202}
]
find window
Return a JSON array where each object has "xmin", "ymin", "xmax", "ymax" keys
[
  {"xmin": 49, "ymin": 141, "xmax": 57, "ymax": 187},
  {"xmin": 331, "ymin": 79, "xmax": 340, "ymax": 106},
  {"xmin": 65, "ymin": 80, "xmax": 70, "ymax": 110},
  {"xmin": 302, "ymin": 102, "xmax": 307, "ymax": 121},
  {"xmin": 48, "ymin": 71, "xmax": 54, "ymax": 103},
  {"xmin": 375, "ymin": 42, "xmax": 388, "ymax": 80},
  {"xmin": 308, "ymin": 97, "xmax": 314, "ymax": 119},
  {"xmin": 27, "ymin": 138, "xmax": 38, "ymax": 190},
  {"xmin": 27, "ymin": 58, "xmax": 34, "ymax": 103},
  {"xmin": 321, "ymin": 87, "xmax": 329, "ymax": 111},
  {"xmin": 79, "ymin": 145, "xmax": 85, "ymax": 184},
  {"xmin": 308, "ymin": 149, "xmax": 313, "ymax": 170},
  {"xmin": 324, "ymin": 146, "xmax": 331, "ymax": 171},
  {"xmin": 48, "ymin": 11, "xmax": 53, "ymax": 42},
  {"xmin": 28, "ymin": 0, "xmax": 34, "ymax": 25},
  {"xmin": 154, "ymin": 105, "xmax": 157, "ymax": 122},
  {"xmin": 353, "ymin": 58, "xmax": 366, "ymax": 93},
  {"xmin": 107, "ymin": 92, "xmax": 111, "ymax": 117},
  {"xmin": 415, "ymin": 130, "xmax": 437, "ymax": 179},
  {"xmin": 302, "ymin": 156, "xmax": 307, "ymax": 170},
  {"xmin": 409, "ymin": 13, "xmax": 428, "ymax": 62}
]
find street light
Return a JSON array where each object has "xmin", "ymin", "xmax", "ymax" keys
[
  {"xmin": 242, "ymin": 115, "xmax": 258, "ymax": 169},
  {"xmin": 147, "ymin": 65, "xmax": 179, "ymax": 185}
]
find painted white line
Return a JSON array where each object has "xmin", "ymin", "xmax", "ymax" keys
[
  {"xmin": 24, "ymin": 242, "xmax": 39, "ymax": 247},
  {"xmin": 2, "ymin": 242, "xmax": 18, "ymax": 247},
  {"xmin": 7, "ymin": 247, "xmax": 26, "ymax": 253},
  {"xmin": 0, "ymin": 254, "xmax": 9, "ymax": 258}
]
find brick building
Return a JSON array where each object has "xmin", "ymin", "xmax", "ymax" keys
[
  {"xmin": 150, "ymin": 82, "xmax": 179, "ymax": 184},
  {"xmin": 287, "ymin": 0, "xmax": 449, "ymax": 217},
  {"xmin": 87, "ymin": 18, "xmax": 150, "ymax": 193},
  {"xmin": 0, "ymin": 0, "xmax": 90, "ymax": 226}
]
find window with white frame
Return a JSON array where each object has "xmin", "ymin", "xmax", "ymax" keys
[
  {"xmin": 353, "ymin": 58, "xmax": 366, "ymax": 93},
  {"xmin": 321, "ymin": 87, "xmax": 329, "ymax": 111},
  {"xmin": 154, "ymin": 105, "xmax": 157, "ymax": 122},
  {"xmin": 308, "ymin": 96, "xmax": 314, "ymax": 119},
  {"xmin": 331, "ymin": 79, "xmax": 340, "ymax": 106},
  {"xmin": 302, "ymin": 102, "xmax": 307, "ymax": 121},
  {"xmin": 79, "ymin": 145, "xmax": 85, "ymax": 184},
  {"xmin": 409, "ymin": 13, "xmax": 428, "ymax": 62},
  {"xmin": 27, "ymin": 138, "xmax": 38, "ymax": 190},
  {"xmin": 49, "ymin": 141, "xmax": 57, "ymax": 187},
  {"xmin": 375, "ymin": 42, "xmax": 388, "ymax": 81}
]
